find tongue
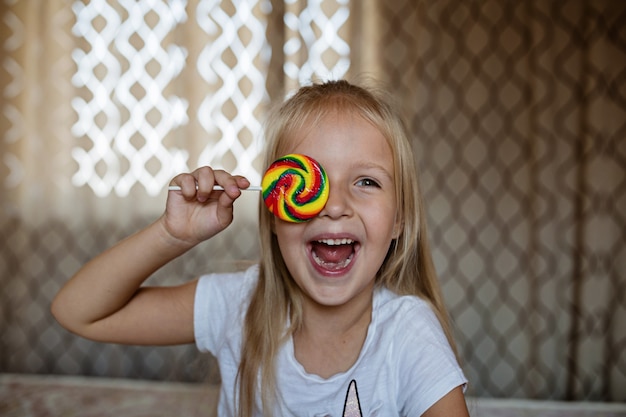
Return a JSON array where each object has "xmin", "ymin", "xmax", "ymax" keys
[{"xmin": 312, "ymin": 242, "xmax": 353, "ymax": 264}]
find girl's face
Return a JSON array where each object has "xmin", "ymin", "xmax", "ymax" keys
[{"xmin": 274, "ymin": 110, "xmax": 400, "ymax": 312}]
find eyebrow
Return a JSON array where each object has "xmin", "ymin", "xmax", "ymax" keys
[{"xmin": 350, "ymin": 161, "xmax": 394, "ymax": 181}]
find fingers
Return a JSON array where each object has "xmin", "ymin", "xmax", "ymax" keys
[
  {"xmin": 169, "ymin": 167, "xmax": 250, "ymax": 202},
  {"xmin": 232, "ymin": 175, "xmax": 252, "ymax": 192},
  {"xmin": 194, "ymin": 166, "xmax": 220, "ymax": 202}
]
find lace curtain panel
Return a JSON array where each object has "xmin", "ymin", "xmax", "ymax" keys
[{"xmin": 1, "ymin": 0, "xmax": 625, "ymax": 401}]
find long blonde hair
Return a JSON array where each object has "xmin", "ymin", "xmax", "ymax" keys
[{"xmin": 236, "ymin": 80, "xmax": 458, "ymax": 416}]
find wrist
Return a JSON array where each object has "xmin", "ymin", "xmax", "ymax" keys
[{"xmin": 153, "ymin": 215, "xmax": 198, "ymax": 255}]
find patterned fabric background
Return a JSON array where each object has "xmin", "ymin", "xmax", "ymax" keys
[
  {"xmin": 1, "ymin": 0, "xmax": 624, "ymax": 402},
  {"xmin": 364, "ymin": 1, "xmax": 626, "ymax": 401}
]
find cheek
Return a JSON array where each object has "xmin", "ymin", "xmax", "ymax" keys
[
  {"xmin": 274, "ymin": 223, "xmax": 305, "ymax": 257},
  {"xmin": 274, "ymin": 226, "xmax": 308, "ymax": 282},
  {"xmin": 366, "ymin": 201, "xmax": 398, "ymax": 237}
]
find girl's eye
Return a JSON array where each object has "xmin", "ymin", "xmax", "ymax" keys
[{"xmin": 356, "ymin": 178, "xmax": 381, "ymax": 188}]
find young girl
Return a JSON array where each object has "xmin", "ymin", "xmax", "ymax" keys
[{"xmin": 52, "ymin": 80, "xmax": 468, "ymax": 416}]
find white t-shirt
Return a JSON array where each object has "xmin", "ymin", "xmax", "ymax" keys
[{"xmin": 194, "ymin": 265, "xmax": 467, "ymax": 416}]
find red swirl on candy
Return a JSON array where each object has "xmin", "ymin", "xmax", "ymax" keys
[{"xmin": 261, "ymin": 154, "xmax": 329, "ymax": 222}]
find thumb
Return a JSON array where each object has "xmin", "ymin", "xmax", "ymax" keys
[{"xmin": 214, "ymin": 187, "xmax": 242, "ymax": 226}]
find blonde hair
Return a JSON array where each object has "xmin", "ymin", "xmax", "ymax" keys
[{"xmin": 236, "ymin": 80, "xmax": 458, "ymax": 416}]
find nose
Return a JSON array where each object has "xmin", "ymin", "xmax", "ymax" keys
[{"xmin": 318, "ymin": 181, "xmax": 352, "ymax": 219}]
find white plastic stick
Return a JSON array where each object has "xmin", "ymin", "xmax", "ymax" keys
[{"xmin": 168, "ymin": 185, "xmax": 262, "ymax": 192}]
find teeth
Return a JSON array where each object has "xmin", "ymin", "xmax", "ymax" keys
[{"xmin": 317, "ymin": 238, "xmax": 354, "ymax": 245}]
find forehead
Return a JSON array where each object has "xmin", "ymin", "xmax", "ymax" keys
[
  {"xmin": 282, "ymin": 111, "xmax": 395, "ymax": 180},
  {"xmin": 283, "ymin": 109, "xmax": 391, "ymax": 154}
]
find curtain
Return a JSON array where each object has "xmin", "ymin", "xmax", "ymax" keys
[
  {"xmin": 362, "ymin": 1, "xmax": 626, "ymax": 401},
  {"xmin": 1, "ymin": 0, "xmax": 624, "ymax": 401}
]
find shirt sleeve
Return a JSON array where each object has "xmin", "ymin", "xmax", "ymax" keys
[
  {"xmin": 193, "ymin": 265, "xmax": 258, "ymax": 354},
  {"xmin": 395, "ymin": 300, "xmax": 468, "ymax": 416}
]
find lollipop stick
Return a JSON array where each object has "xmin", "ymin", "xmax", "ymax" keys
[{"xmin": 168, "ymin": 184, "xmax": 262, "ymax": 192}]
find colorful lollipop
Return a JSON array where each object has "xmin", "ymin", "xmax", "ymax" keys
[
  {"xmin": 168, "ymin": 154, "xmax": 329, "ymax": 222},
  {"xmin": 261, "ymin": 154, "xmax": 329, "ymax": 222}
]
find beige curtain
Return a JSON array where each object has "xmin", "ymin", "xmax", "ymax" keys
[
  {"xmin": 1, "ymin": 0, "xmax": 624, "ymax": 401},
  {"xmin": 357, "ymin": 0, "xmax": 626, "ymax": 401}
]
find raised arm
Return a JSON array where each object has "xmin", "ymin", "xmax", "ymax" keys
[{"xmin": 51, "ymin": 167, "xmax": 251, "ymax": 345}]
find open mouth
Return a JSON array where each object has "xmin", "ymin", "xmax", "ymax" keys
[{"xmin": 310, "ymin": 238, "xmax": 357, "ymax": 271}]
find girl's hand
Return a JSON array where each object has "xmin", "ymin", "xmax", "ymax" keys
[{"xmin": 163, "ymin": 166, "xmax": 251, "ymax": 247}]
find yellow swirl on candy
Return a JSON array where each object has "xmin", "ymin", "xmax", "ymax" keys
[{"xmin": 261, "ymin": 154, "xmax": 329, "ymax": 222}]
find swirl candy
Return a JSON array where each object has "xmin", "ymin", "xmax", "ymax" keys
[{"xmin": 261, "ymin": 154, "xmax": 329, "ymax": 222}]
